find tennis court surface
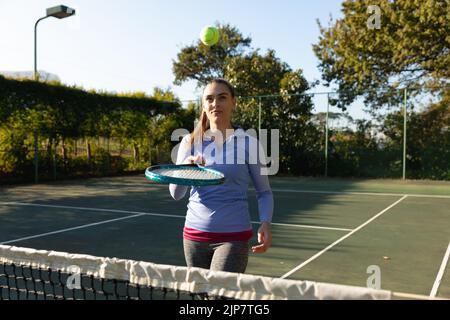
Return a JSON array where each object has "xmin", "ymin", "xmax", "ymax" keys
[{"xmin": 1, "ymin": 175, "xmax": 449, "ymax": 300}]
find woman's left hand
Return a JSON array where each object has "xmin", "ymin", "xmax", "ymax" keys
[{"xmin": 251, "ymin": 222, "xmax": 272, "ymax": 253}]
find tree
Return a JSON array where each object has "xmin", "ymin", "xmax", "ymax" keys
[
  {"xmin": 313, "ymin": 0, "xmax": 449, "ymax": 111},
  {"xmin": 225, "ymin": 50, "xmax": 321, "ymax": 174},
  {"xmin": 172, "ymin": 24, "xmax": 321, "ymax": 174},
  {"xmin": 145, "ymin": 88, "xmax": 197, "ymax": 164},
  {"xmin": 151, "ymin": 87, "xmax": 181, "ymax": 104}
]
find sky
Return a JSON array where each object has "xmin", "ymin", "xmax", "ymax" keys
[{"xmin": 0, "ymin": 0, "xmax": 358, "ymax": 118}]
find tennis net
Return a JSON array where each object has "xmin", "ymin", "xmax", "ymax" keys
[{"xmin": 1, "ymin": 244, "xmax": 394, "ymax": 300}]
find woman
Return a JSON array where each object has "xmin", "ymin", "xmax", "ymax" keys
[{"xmin": 169, "ymin": 78, "xmax": 273, "ymax": 274}]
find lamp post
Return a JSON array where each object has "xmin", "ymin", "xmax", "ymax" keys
[{"xmin": 33, "ymin": 5, "xmax": 75, "ymax": 183}]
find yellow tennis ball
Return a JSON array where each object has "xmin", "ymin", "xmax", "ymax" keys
[{"xmin": 200, "ymin": 26, "xmax": 220, "ymax": 46}]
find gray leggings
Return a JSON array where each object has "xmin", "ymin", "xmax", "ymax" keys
[{"xmin": 183, "ymin": 239, "xmax": 249, "ymax": 273}]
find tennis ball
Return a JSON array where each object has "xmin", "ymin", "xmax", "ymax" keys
[{"xmin": 200, "ymin": 26, "xmax": 220, "ymax": 46}]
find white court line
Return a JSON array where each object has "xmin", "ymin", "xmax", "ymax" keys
[
  {"xmin": 266, "ymin": 188, "xmax": 450, "ymax": 199},
  {"xmin": 280, "ymin": 195, "xmax": 408, "ymax": 279},
  {"xmin": 0, "ymin": 201, "xmax": 185, "ymax": 219},
  {"xmin": 0, "ymin": 201, "xmax": 351, "ymax": 234},
  {"xmin": 2, "ymin": 184, "xmax": 450, "ymax": 199},
  {"xmin": 0, "ymin": 213, "xmax": 146, "ymax": 245},
  {"xmin": 251, "ymin": 221, "xmax": 352, "ymax": 232},
  {"xmin": 430, "ymin": 242, "xmax": 450, "ymax": 298}
]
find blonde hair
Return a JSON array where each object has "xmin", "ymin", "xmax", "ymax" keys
[{"xmin": 190, "ymin": 78, "xmax": 236, "ymax": 146}]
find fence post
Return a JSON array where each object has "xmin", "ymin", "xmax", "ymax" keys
[
  {"xmin": 148, "ymin": 144, "xmax": 152, "ymax": 166},
  {"xmin": 53, "ymin": 139, "xmax": 57, "ymax": 180},
  {"xmin": 402, "ymin": 88, "xmax": 408, "ymax": 180},
  {"xmin": 325, "ymin": 93, "xmax": 329, "ymax": 177},
  {"xmin": 34, "ymin": 132, "xmax": 39, "ymax": 183},
  {"xmin": 258, "ymin": 97, "xmax": 262, "ymax": 135}
]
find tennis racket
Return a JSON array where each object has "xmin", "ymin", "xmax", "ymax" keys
[{"xmin": 145, "ymin": 164, "xmax": 225, "ymax": 186}]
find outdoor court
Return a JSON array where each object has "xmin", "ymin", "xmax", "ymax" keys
[{"xmin": 1, "ymin": 175, "xmax": 449, "ymax": 299}]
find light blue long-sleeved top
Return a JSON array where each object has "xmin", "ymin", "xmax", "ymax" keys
[{"xmin": 169, "ymin": 129, "xmax": 273, "ymax": 233}]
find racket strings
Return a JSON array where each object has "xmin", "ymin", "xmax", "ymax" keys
[{"xmin": 153, "ymin": 168, "xmax": 220, "ymax": 180}]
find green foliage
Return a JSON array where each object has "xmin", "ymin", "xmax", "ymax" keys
[
  {"xmin": 313, "ymin": 0, "xmax": 449, "ymax": 110},
  {"xmin": 173, "ymin": 23, "xmax": 321, "ymax": 175},
  {"xmin": 0, "ymin": 75, "xmax": 178, "ymax": 124},
  {"xmin": 0, "ymin": 127, "xmax": 30, "ymax": 174},
  {"xmin": 325, "ymin": 101, "xmax": 449, "ymax": 179},
  {"xmin": 172, "ymin": 23, "xmax": 252, "ymax": 86},
  {"xmin": 382, "ymin": 99, "xmax": 450, "ymax": 179},
  {"xmin": 327, "ymin": 121, "xmax": 400, "ymax": 178},
  {"xmin": 228, "ymin": 54, "xmax": 320, "ymax": 175},
  {"xmin": 0, "ymin": 75, "xmax": 185, "ymax": 182},
  {"xmin": 311, "ymin": 0, "xmax": 449, "ymax": 179},
  {"xmin": 2, "ymin": 12, "xmax": 448, "ymax": 182},
  {"xmin": 151, "ymin": 87, "xmax": 182, "ymax": 103}
]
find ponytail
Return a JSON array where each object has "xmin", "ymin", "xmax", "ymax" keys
[{"xmin": 190, "ymin": 109, "xmax": 210, "ymax": 146}]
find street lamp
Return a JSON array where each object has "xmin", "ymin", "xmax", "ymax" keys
[
  {"xmin": 33, "ymin": 5, "xmax": 75, "ymax": 183},
  {"xmin": 34, "ymin": 5, "xmax": 76, "ymax": 81}
]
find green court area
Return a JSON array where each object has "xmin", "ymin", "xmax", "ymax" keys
[{"xmin": 1, "ymin": 175, "xmax": 449, "ymax": 299}]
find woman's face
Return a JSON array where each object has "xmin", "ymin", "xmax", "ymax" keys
[{"xmin": 202, "ymin": 82, "xmax": 236, "ymax": 126}]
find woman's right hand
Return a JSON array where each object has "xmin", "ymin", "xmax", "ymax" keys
[{"xmin": 183, "ymin": 154, "xmax": 205, "ymax": 166}]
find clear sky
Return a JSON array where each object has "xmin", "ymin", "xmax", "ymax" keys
[{"xmin": 1, "ymin": 1, "xmax": 355, "ymax": 117}]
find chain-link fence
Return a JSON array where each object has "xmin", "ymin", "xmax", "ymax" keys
[
  {"xmin": 1, "ymin": 88, "xmax": 448, "ymax": 183},
  {"xmin": 248, "ymin": 88, "xmax": 449, "ymax": 179},
  {"xmin": 0, "ymin": 135, "xmax": 173, "ymax": 183},
  {"xmin": 179, "ymin": 88, "xmax": 449, "ymax": 179}
]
